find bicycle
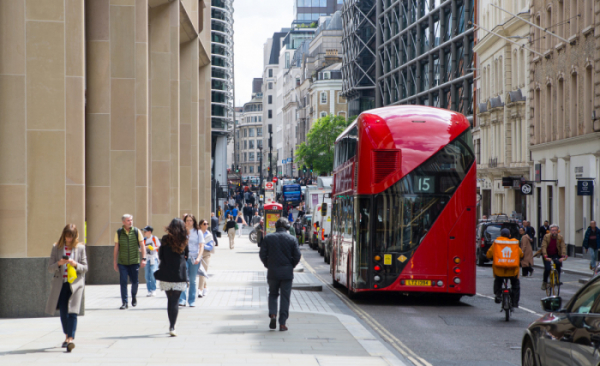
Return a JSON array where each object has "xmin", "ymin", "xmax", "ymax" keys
[
  {"xmin": 501, "ymin": 278, "xmax": 513, "ymax": 321},
  {"xmin": 546, "ymin": 261, "xmax": 561, "ymax": 297}
]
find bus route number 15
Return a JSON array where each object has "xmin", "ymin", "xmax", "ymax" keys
[{"xmin": 414, "ymin": 176, "xmax": 435, "ymax": 193}]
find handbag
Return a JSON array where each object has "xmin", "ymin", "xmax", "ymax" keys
[
  {"xmin": 197, "ymin": 259, "xmax": 209, "ymax": 278},
  {"xmin": 67, "ymin": 264, "xmax": 77, "ymax": 284},
  {"xmin": 235, "ymin": 223, "xmax": 239, "ymax": 230}
]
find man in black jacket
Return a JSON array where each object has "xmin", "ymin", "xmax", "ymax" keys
[
  {"xmin": 259, "ymin": 218, "xmax": 301, "ymax": 331},
  {"xmin": 539, "ymin": 220, "xmax": 549, "ymax": 247},
  {"xmin": 210, "ymin": 212, "xmax": 219, "ymax": 247}
]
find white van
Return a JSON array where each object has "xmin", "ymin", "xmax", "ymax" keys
[{"xmin": 316, "ymin": 200, "xmax": 332, "ymax": 258}]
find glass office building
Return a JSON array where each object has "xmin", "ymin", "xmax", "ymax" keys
[
  {"xmin": 294, "ymin": 0, "xmax": 344, "ymax": 23},
  {"xmin": 342, "ymin": 0, "xmax": 474, "ymax": 120},
  {"xmin": 211, "ymin": 0, "xmax": 234, "ymax": 208}
]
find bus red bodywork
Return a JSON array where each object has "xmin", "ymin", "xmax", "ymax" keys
[{"xmin": 330, "ymin": 105, "xmax": 476, "ymax": 298}]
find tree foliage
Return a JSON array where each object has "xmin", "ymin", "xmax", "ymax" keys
[{"xmin": 295, "ymin": 115, "xmax": 352, "ymax": 175}]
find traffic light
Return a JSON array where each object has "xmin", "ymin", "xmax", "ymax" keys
[
  {"xmin": 310, "ymin": 163, "xmax": 313, "ymax": 173},
  {"xmin": 303, "ymin": 165, "xmax": 307, "ymax": 173},
  {"xmin": 236, "ymin": 165, "xmax": 240, "ymax": 173}
]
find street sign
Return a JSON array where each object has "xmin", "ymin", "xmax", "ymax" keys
[
  {"xmin": 287, "ymin": 158, "xmax": 292, "ymax": 163},
  {"xmin": 282, "ymin": 160, "xmax": 286, "ymax": 164},
  {"xmin": 521, "ymin": 183, "xmax": 533, "ymax": 195},
  {"xmin": 578, "ymin": 180, "xmax": 594, "ymax": 196},
  {"xmin": 265, "ymin": 182, "xmax": 273, "ymax": 190},
  {"xmin": 273, "ymin": 177, "xmax": 278, "ymax": 183}
]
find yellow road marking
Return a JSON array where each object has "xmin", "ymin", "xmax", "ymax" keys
[{"xmin": 301, "ymin": 258, "xmax": 433, "ymax": 366}]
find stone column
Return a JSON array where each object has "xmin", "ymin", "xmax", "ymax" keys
[
  {"xmin": 199, "ymin": 0, "xmax": 213, "ymax": 219},
  {"xmin": 0, "ymin": 0, "xmax": 85, "ymax": 317},
  {"xmin": 149, "ymin": 1, "xmax": 180, "ymax": 227},
  {"xmin": 85, "ymin": 0, "xmax": 150, "ymax": 284}
]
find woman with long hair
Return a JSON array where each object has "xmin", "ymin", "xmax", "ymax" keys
[
  {"xmin": 45, "ymin": 224, "xmax": 88, "ymax": 352},
  {"xmin": 236, "ymin": 210, "xmax": 247, "ymax": 238},
  {"xmin": 226, "ymin": 214, "xmax": 237, "ymax": 249},
  {"xmin": 197, "ymin": 219, "xmax": 215, "ymax": 298},
  {"xmin": 178, "ymin": 213, "xmax": 204, "ymax": 307},
  {"xmin": 153, "ymin": 218, "xmax": 189, "ymax": 336}
]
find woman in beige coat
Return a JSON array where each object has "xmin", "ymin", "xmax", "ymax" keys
[
  {"xmin": 45, "ymin": 224, "xmax": 88, "ymax": 352},
  {"xmin": 519, "ymin": 227, "xmax": 534, "ymax": 277}
]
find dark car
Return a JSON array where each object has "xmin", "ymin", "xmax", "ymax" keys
[
  {"xmin": 476, "ymin": 216, "xmax": 521, "ymax": 266},
  {"xmin": 522, "ymin": 276, "xmax": 600, "ymax": 366}
]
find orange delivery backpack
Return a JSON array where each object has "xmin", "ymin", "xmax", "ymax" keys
[{"xmin": 492, "ymin": 238, "xmax": 520, "ymax": 268}]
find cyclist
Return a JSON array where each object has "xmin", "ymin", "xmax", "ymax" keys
[
  {"xmin": 486, "ymin": 228, "xmax": 523, "ymax": 307},
  {"xmin": 541, "ymin": 224, "xmax": 567, "ymax": 290}
]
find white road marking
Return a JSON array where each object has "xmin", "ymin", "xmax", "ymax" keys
[{"xmin": 476, "ymin": 293, "xmax": 543, "ymax": 316}]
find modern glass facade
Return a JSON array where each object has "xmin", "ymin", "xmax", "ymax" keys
[
  {"xmin": 377, "ymin": 0, "xmax": 474, "ymax": 118},
  {"xmin": 294, "ymin": 0, "xmax": 344, "ymax": 23},
  {"xmin": 211, "ymin": 0, "xmax": 234, "ymax": 133},
  {"xmin": 342, "ymin": 0, "xmax": 474, "ymax": 119}
]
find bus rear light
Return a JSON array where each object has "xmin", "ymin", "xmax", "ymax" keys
[
  {"xmin": 374, "ymin": 255, "xmax": 381, "ymax": 261},
  {"xmin": 480, "ymin": 238, "xmax": 485, "ymax": 248},
  {"xmin": 454, "ymin": 278, "xmax": 461, "ymax": 284},
  {"xmin": 374, "ymin": 284, "xmax": 379, "ymax": 289},
  {"xmin": 374, "ymin": 265, "xmax": 382, "ymax": 271},
  {"xmin": 374, "ymin": 275, "xmax": 381, "ymax": 282},
  {"xmin": 437, "ymin": 280, "xmax": 444, "ymax": 287},
  {"xmin": 454, "ymin": 257, "xmax": 461, "ymax": 264},
  {"xmin": 454, "ymin": 267, "xmax": 461, "ymax": 274}
]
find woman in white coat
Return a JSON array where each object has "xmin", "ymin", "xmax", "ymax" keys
[{"xmin": 45, "ymin": 224, "xmax": 88, "ymax": 352}]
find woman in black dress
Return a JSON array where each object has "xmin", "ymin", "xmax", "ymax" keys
[{"xmin": 153, "ymin": 218, "xmax": 189, "ymax": 336}]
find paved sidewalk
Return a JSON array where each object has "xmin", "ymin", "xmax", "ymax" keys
[
  {"xmin": 532, "ymin": 253, "xmax": 595, "ymax": 276},
  {"xmin": 0, "ymin": 231, "xmax": 407, "ymax": 366}
]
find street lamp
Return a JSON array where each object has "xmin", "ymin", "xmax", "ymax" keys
[{"xmin": 258, "ymin": 145, "xmax": 263, "ymax": 197}]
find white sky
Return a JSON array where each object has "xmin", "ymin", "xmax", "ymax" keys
[{"xmin": 233, "ymin": 0, "xmax": 294, "ymax": 107}]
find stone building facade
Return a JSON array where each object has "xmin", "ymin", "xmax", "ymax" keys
[
  {"xmin": 474, "ymin": 1, "xmax": 531, "ymax": 220},
  {"xmin": 0, "ymin": 0, "xmax": 212, "ymax": 317},
  {"xmin": 529, "ymin": 0, "xmax": 600, "ymax": 253}
]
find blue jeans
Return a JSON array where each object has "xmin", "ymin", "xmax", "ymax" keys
[
  {"xmin": 179, "ymin": 256, "xmax": 200, "ymax": 306},
  {"xmin": 118, "ymin": 263, "xmax": 139, "ymax": 304},
  {"xmin": 590, "ymin": 248, "xmax": 598, "ymax": 269},
  {"xmin": 145, "ymin": 261, "xmax": 158, "ymax": 292},
  {"xmin": 58, "ymin": 282, "xmax": 77, "ymax": 339}
]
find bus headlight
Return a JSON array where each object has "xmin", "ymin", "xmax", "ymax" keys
[
  {"xmin": 437, "ymin": 280, "xmax": 444, "ymax": 287},
  {"xmin": 374, "ymin": 276, "xmax": 381, "ymax": 282},
  {"xmin": 454, "ymin": 278, "xmax": 461, "ymax": 284}
]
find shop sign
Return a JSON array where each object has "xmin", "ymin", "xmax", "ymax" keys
[{"xmin": 577, "ymin": 180, "xmax": 594, "ymax": 196}]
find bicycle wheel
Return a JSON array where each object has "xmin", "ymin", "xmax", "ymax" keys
[
  {"xmin": 546, "ymin": 272, "xmax": 554, "ymax": 297},
  {"xmin": 505, "ymin": 307, "xmax": 510, "ymax": 321},
  {"xmin": 553, "ymin": 273, "xmax": 561, "ymax": 296}
]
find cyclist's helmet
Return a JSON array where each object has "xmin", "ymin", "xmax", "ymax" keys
[{"xmin": 500, "ymin": 228, "xmax": 511, "ymax": 238}]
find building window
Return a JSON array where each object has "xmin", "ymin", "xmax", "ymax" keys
[
  {"xmin": 244, "ymin": 153, "xmax": 247, "ymax": 162},
  {"xmin": 249, "ymin": 140, "xmax": 255, "ymax": 149},
  {"xmin": 320, "ymin": 91, "xmax": 327, "ymax": 104},
  {"xmin": 545, "ymin": 84, "xmax": 552, "ymax": 142},
  {"xmin": 338, "ymin": 111, "xmax": 346, "ymax": 118},
  {"xmin": 546, "ymin": 7, "xmax": 553, "ymax": 50},
  {"xmin": 244, "ymin": 140, "xmax": 247, "ymax": 149},
  {"xmin": 244, "ymin": 129, "xmax": 247, "ymax": 137},
  {"xmin": 570, "ymin": 0, "xmax": 578, "ymax": 35},
  {"xmin": 268, "ymin": 110, "xmax": 273, "ymax": 119},
  {"xmin": 257, "ymin": 139, "xmax": 262, "ymax": 148},
  {"xmin": 585, "ymin": 66, "xmax": 594, "ymax": 134},
  {"xmin": 570, "ymin": 72, "xmax": 578, "ymax": 137},
  {"xmin": 244, "ymin": 166, "xmax": 247, "ymax": 173},
  {"xmin": 337, "ymin": 92, "xmax": 346, "ymax": 104},
  {"xmin": 268, "ymin": 95, "xmax": 272, "ymax": 104},
  {"xmin": 535, "ymin": 15, "xmax": 541, "ymax": 53},
  {"xmin": 249, "ymin": 152, "xmax": 255, "ymax": 161},
  {"xmin": 320, "ymin": 111, "xmax": 327, "ymax": 118},
  {"xmin": 257, "ymin": 127, "xmax": 262, "ymax": 136},
  {"xmin": 268, "ymin": 68, "xmax": 273, "ymax": 77},
  {"xmin": 236, "ymin": 130, "xmax": 239, "ymax": 138},
  {"xmin": 249, "ymin": 128, "xmax": 254, "ymax": 137},
  {"xmin": 258, "ymin": 116, "xmax": 262, "ymax": 122},
  {"xmin": 285, "ymin": 53, "xmax": 290, "ymax": 69},
  {"xmin": 268, "ymin": 82, "xmax": 273, "ymax": 89},
  {"xmin": 249, "ymin": 166, "xmax": 254, "ymax": 173},
  {"xmin": 586, "ymin": 0, "xmax": 593, "ymax": 26},
  {"xmin": 558, "ymin": 78, "xmax": 565, "ymax": 140},
  {"xmin": 558, "ymin": 0, "xmax": 565, "ymax": 38}
]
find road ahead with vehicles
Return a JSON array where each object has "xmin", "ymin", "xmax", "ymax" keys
[{"xmin": 302, "ymin": 245, "xmax": 586, "ymax": 366}]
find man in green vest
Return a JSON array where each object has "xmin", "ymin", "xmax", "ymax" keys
[{"xmin": 113, "ymin": 214, "xmax": 146, "ymax": 309}]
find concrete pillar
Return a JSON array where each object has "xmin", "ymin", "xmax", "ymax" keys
[
  {"xmin": 85, "ymin": 0, "xmax": 150, "ymax": 284},
  {"xmin": 0, "ymin": 0, "xmax": 85, "ymax": 317}
]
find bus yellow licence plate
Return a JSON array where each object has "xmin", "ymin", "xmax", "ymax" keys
[{"xmin": 405, "ymin": 280, "xmax": 431, "ymax": 286}]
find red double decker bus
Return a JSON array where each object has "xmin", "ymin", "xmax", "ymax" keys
[{"xmin": 330, "ymin": 105, "xmax": 476, "ymax": 300}]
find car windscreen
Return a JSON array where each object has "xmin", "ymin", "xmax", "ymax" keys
[{"xmin": 484, "ymin": 224, "xmax": 519, "ymax": 242}]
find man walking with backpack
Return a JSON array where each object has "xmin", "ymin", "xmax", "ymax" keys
[
  {"xmin": 114, "ymin": 214, "xmax": 146, "ymax": 309},
  {"xmin": 143, "ymin": 226, "xmax": 161, "ymax": 297},
  {"xmin": 486, "ymin": 228, "xmax": 523, "ymax": 308}
]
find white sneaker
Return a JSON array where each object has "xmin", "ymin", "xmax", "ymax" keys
[
  {"xmin": 147, "ymin": 292, "xmax": 153, "ymax": 297},
  {"xmin": 202, "ymin": 288, "xmax": 208, "ymax": 297},
  {"xmin": 169, "ymin": 328, "xmax": 177, "ymax": 337}
]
